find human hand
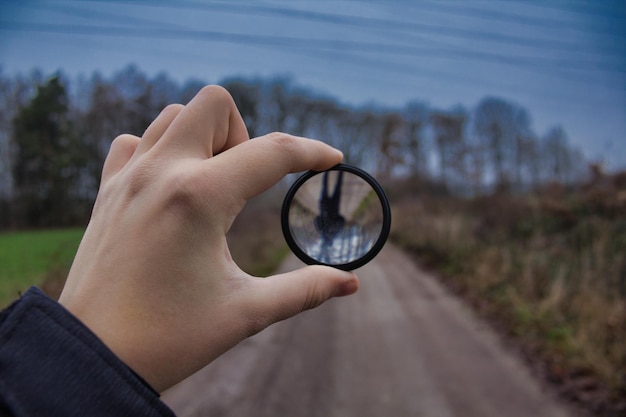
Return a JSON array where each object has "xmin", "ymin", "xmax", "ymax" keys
[{"xmin": 58, "ymin": 86, "xmax": 359, "ymax": 392}]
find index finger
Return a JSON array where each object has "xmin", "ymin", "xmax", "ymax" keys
[{"xmin": 207, "ymin": 133, "xmax": 343, "ymax": 201}]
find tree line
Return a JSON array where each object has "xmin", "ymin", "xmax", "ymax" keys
[{"xmin": 0, "ymin": 65, "xmax": 588, "ymax": 229}]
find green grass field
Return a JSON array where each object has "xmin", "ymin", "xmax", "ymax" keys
[{"xmin": 0, "ymin": 228, "xmax": 84, "ymax": 307}]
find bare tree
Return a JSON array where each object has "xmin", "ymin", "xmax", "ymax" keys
[
  {"xmin": 0, "ymin": 68, "xmax": 595, "ymax": 230},
  {"xmin": 541, "ymin": 126, "xmax": 585, "ymax": 184},
  {"xmin": 473, "ymin": 97, "xmax": 516, "ymax": 190},
  {"xmin": 402, "ymin": 101, "xmax": 429, "ymax": 178},
  {"xmin": 430, "ymin": 109, "xmax": 467, "ymax": 190}
]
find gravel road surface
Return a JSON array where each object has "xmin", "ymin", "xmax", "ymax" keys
[{"xmin": 163, "ymin": 245, "xmax": 577, "ymax": 417}]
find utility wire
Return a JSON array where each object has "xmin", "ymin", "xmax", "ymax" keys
[
  {"xmin": 90, "ymin": 0, "xmax": 624, "ymax": 58},
  {"xmin": 12, "ymin": 1, "xmax": 623, "ymax": 75},
  {"xmin": 417, "ymin": 0, "xmax": 626, "ymax": 38},
  {"xmin": 0, "ymin": 21, "xmax": 621, "ymax": 76}
]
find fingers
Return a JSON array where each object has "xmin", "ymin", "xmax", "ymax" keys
[
  {"xmin": 208, "ymin": 133, "xmax": 344, "ymax": 201},
  {"xmin": 137, "ymin": 104, "xmax": 185, "ymax": 154},
  {"xmin": 101, "ymin": 134, "xmax": 140, "ymax": 182},
  {"xmin": 155, "ymin": 85, "xmax": 249, "ymax": 157},
  {"xmin": 243, "ymin": 266, "xmax": 359, "ymax": 335}
]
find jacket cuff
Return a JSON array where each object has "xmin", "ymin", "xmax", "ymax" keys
[{"xmin": 0, "ymin": 287, "xmax": 175, "ymax": 417}]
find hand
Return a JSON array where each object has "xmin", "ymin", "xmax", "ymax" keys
[{"xmin": 58, "ymin": 86, "xmax": 359, "ymax": 392}]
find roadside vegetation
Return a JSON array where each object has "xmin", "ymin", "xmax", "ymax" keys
[{"xmin": 389, "ymin": 177, "xmax": 626, "ymax": 415}]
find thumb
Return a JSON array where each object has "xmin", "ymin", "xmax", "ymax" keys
[{"xmin": 245, "ymin": 265, "xmax": 359, "ymax": 332}]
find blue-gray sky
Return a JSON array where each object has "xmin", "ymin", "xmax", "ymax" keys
[{"xmin": 1, "ymin": 0, "xmax": 625, "ymax": 170}]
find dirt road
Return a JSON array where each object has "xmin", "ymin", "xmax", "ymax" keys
[{"xmin": 162, "ymin": 245, "xmax": 577, "ymax": 417}]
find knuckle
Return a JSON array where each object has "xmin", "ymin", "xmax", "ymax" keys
[
  {"xmin": 125, "ymin": 160, "xmax": 155, "ymax": 198},
  {"xmin": 197, "ymin": 85, "xmax": 234, "ymax": 105},
  {"xmin": 161, "ymin": 169, "xmax": 204, "ymax": 212},
  {"xmin": 161, "ymin": 103, "xmax": 184, "ymax": 114},
  {"xmin": 111, "ymin": 133, "xmax": 139, "ymax": 149},
  {"xmin": 301, "ymin": 279, "xmax": 326, "ymax": 311},
  {"xmin": 265, "ymin": 132, "xmax": 299, "ymax": 155}
]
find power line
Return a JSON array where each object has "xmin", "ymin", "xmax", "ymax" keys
[
  {"xmin": 417, "ymin": 0, "xmax": 626, "ymax": 38},
  {"xmin": 2, "ymin": 1, "xmax": 623, "ymax": 100},
  {"xmin": 33, "ymin": 2, "xmax": 186, "ymax": 31},
  {"xmin": 13, "ymin": 1, "xmax": 624, "ymax": 77},
  {"xmin": 1, "ymin": 20, "xmax": 622, "ymax": 77},
  {"xmin": 91, "ymin": 0, "xmax": 624, "ymax": 58},
  {"xmin": 281, "ymin": 45, "xmax": 622, "ymax": 111},
  {"xmin": 3, "ymin": 17, "xmax": 618, "ymax": 105}
]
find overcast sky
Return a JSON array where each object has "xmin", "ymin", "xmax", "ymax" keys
[{"xmin": 1, "ymin": 0, "xmax": 625, "ymax": 170}]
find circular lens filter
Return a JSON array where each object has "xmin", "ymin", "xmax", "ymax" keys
[{"xmin": 281, "ymin": 164, "xmax": 391, "ymax": 271}]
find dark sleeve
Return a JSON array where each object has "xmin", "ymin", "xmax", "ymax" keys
[{"xmin": 0, "ymin": 287, "xmax": 176, "ymax": 417}]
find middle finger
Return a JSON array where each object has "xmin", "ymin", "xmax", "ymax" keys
[{"xmin": 156, "ymin": 85, "xmax": 249, "ymax": 158}]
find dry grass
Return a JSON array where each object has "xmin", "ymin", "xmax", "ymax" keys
[{"xmin": 390, "ymin": 188, "xmax": 626, "ymax": 414}]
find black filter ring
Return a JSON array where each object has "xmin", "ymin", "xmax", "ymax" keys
[{"xmin": 281, "ymin": 163, "xmax": 391, "ymax": 271}]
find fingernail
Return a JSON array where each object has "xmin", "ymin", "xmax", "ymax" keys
[{"xmin": 336, "ymin": 276, "xmax": 358, "ymax": 297}]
